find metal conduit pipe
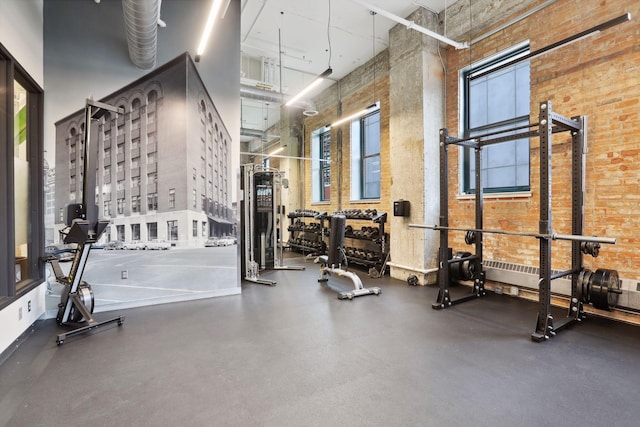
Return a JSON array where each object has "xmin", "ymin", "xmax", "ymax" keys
[
  {"xmin": 122, "ymin": 0, "xmax": 159, "ymax": 70},
  {"xmin": 348, "ymin": 0, "xmax": 467, "ymax": 49},
  {"xmin": 240, "ymin": 84, "xmax": 283, "ymax": 103}
]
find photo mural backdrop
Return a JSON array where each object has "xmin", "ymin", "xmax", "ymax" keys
[{"xmin": 43, "ymin": 0, "xmax": 241, "ymax": 313}]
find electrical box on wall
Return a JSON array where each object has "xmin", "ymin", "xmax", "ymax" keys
[{"xmin": 393, "ymin": 200, "xmax": 410, "ymax": 217}]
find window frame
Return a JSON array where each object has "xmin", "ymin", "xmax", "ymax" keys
[
  {"xmin": 0, "ymin": 43, "xmax": 45, "ymax": 305},
  {"xmin": 311, "ymin": 126, "xmax": 331, "ymax": 203},
  {"xmin": 350, "ymin": 107, "xmax": 381, "ymax": 201},
  {"xmin": 460, "ymin": 42, "xmax": 531, "ymax": 195}
]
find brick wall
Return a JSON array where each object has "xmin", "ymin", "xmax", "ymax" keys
[
  {"xmin": 303, "ymin": 52, "xmax": 392, "ymax": 226},
  {"xmin": 444, "ymin": 0, "xmax": 640, "ymax": 277}
]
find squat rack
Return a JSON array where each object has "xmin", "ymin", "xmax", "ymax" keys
[{"xmin": 411, "ymin": 100, "xmax": 618, "ymax": 341}]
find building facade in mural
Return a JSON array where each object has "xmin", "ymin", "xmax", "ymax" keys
[{"xmin": 54, "ymin": 53, "xmax": 235, "ymax": 247}]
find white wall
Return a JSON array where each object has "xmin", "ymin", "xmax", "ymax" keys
[
  {"xmin": 0, "ymin": 0, "xmax": 44, "ymax": 87},
  {"xmin": 0, "ymin": 286, "xmax": 47, "ymax": 354},
  {"xmin": 0, "ymin": 1, "xmax": 45, "ymax": 356}
]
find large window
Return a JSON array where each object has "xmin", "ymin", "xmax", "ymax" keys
[
  {"xmin": 350, "ymin": 109, "xmax": 381, "ymax": 200},
  {"xmin": 311, "ymin": 127, "xmax": 331, "ymax": 202},
  {"xmin": 1, "ymin": 46, "xmax": 44, "ymax": 300},
  {"xmin": 462, "ymin": 43, "xmax": 530, "ymax": 193}
]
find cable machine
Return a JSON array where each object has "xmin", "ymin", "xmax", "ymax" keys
[
  {"xmin": 45, "ymin": 99, "xmax": 125, "ymax": 345},
  {"xmin": 241, "ymin": 164, "xmax": 304, "ymax": 286},
  {"xmin": 411, "ymin": 100, "xmax": 620, "ymax": 341}
]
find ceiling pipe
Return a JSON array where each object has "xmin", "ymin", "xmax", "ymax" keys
[
  {"xmin": 122, "ymin": 0, "xmax": 160, "ymax": 69},
  {"xmin": 240, "ymin": 84, "xmax": 284, "ymax": 103},
  {"xmin": 348, "ymin": 0, "xmax": 468, "ymax": 49}
]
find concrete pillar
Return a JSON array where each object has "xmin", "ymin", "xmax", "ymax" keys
[
  {"xmin": 278, "ymin": 108, "xmax": 304, "ymax": 241},
  {"xmin": 389, "ymin": 8, "xmax": 444, "ymax": 284}
]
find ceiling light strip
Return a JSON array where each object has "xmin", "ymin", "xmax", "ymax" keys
[
  {"xmin": 195, "ymin": 0, "xmax": 227, "ymax": 62},
  {"xmin": 330, "ymin": 102, "xmax": 379, "ymax": 128},
  {"xmin": 284, "ymin": 67, "xmax": 333, "ymax": 107}
]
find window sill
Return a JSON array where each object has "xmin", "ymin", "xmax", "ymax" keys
[
  {"xmin": 348, "ymin": 200, "xmax": 381, "ymax": 204},
  {"xmin": 456, "ymin": 191, "xmax": 532, "ymax": 201}
]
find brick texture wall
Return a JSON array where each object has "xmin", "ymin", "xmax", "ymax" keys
[
  {"xmin": 445, "ymin": 0, "xmax": 640, "ymax": 277},
  {"xmin": 303, "ymin": 53, "xmax": 392, "ymax": 227}
]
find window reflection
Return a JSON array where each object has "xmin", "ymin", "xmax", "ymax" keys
[{"xmin": 14, "ymin": 80, "xmax": 29, "ymax": 285}]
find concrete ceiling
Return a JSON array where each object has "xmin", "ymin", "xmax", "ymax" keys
[{"xmin": 240, "ymin": 0, "xmax": 452, "ymax": 146}]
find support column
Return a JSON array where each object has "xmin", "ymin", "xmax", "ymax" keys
[{"xmin": 389, "ymin": 8, "xmax": 444, "ymax": 284}]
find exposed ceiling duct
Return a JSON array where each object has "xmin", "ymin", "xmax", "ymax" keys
[
  {"xmin": 240, "ymin": 84, "xmax": 283, "ymax": 103},
  {"xmin": 122, "ymin": 0, "xmax": 160, "ymax": 69}
]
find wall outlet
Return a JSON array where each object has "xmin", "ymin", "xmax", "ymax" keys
[
  {"xmin": 494, "ymin": 285, "xmax": 503, "ymax": 295},
  {"xmin": 18, "ymin": 307, "xmax": 22, "ymax": 320},
  {"xmin": 28, "ymin": 300, "xmax": 31, "ymax": 312},
  {"xmin": 510, "ymin": 286, "xmax": 519, "ymax": 296}
]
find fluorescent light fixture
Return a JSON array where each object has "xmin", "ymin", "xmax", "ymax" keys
[
  {"xmin": 195, "ymin": 0, "xmax": 225, "ymax": 62},
  {"xmin": 285, "ymin": 68, "xmax": 332, "ymax": 107},
  {"xmin": 269, "ymin": 146, "xmax": 286, "ymax": 156},
  {"xmin": 330, "ymin": 102, "xmax": 379, "ymax": 128}
]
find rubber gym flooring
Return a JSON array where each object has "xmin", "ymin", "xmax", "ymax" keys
[{"xmin": 2, "ymin": 256, "xmax": 640, "ymax": 426}]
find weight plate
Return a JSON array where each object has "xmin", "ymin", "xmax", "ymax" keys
[
  {"xmin": 450, "ymin": 252, "xmax": 472, "ymax": 281},
  {"xmin": 590, "ymin": 269, "xmax": 619, "ymax": 311}
]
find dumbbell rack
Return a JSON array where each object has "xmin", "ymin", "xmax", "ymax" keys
[
  {"xmin": 334, "ymin": 210, "xmax": 389, "ymax": 277},
  {"xmin": 287, "ymin": 210, "xmax": 327, "ymax": 255}
]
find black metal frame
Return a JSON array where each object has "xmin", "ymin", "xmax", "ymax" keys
[
  {"xmin": 49, "ymin": 99, "xmax": 125, "ymax": 345},
  {"xmin": 436, "ymin": 100, "xmax": 600, "ymax": 341}
]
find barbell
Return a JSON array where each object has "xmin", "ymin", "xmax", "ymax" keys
[{"xmin": 409, "ymin": 224, "xmax": 616, "ymax": 245}]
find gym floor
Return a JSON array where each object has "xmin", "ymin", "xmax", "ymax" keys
[{"xmin": 1, "ymin": 256, "xmax": 640, "ymax": 426}]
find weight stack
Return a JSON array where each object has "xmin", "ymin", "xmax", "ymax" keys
[{"xmin": 328, "ymin": 215, "xmax": 346, "ymax": 268}]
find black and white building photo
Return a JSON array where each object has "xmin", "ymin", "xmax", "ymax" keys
[{"xmin": 54, "ymin": 53, "xmax": 235, "ymax": 248}]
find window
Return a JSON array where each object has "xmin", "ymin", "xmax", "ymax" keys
[
  {"xmin": 116, "ymin": 225, "xmax": 125, "ymax": 241},
  {"xmin": 2, "ymin": 61, "xmax": 44, "ymax": 295},
  {"xmin": 167, "ymin": 220, "xmax": 178, "ymax": 241},
  {"xmin": 193, "ymin": 188, "xmax": 197, "ymax": 208},
  {"xmin": 131, "ymin": 195, "xmax": 140, "ymax": 213},
  {"xmin": 202, "ymin": 221, "xmax": 207, "ymax": 237},
  {"xmin": 103, "ymin": 200, "xmax": 111, "ymax": 217},
  {"xmin": 169, "ymin": 188, "xmax": 176, "ymax": 209},
  {"xmin": 117, "ymin": 198, "xmax": 125, "ymax": 215},
  {"xmin": 131, "ymin": 176, "xmax": 140, "ymax": 188},
  {"xmin": 350, "ymin": 109, "xmax": 381, "ymax": 200},
  {"xmin": 462, "ymin": 43, "xmax": 530, "ymax": 193},
  {"xmin": 131, "ymin": 223, "xmax": 141, "ymax": 240},
  {"xmin": 147, "ymin": 222, "xmax": 157, "ymax": 240},
  {"xmin": 192, "ymin": 220, "xmax": 198, "ymax": 237},
  {"xmin": 311, "ymin": 127, "xmax": 331, "ymax": 202},
  {"xmin": 147, "ymin": 193, "xmax": 158, "ymax": 211},
  {"xmin": 147, "ymin": 152, "xmax": 156, "ymax": 164}
]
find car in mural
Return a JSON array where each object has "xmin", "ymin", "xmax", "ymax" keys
[
  {"xmin": 103, "ymin": 241, "xmax": 125, "ymax": 250},
  {"xmin": 143, "ymin": 239, "xmax": 171, "ymax": 250},
  {"xmin": 217, "ymin": 237, "xmax": 235, "ymax": 246},
  {"xmin": 44, "ymin": 243, "xmax": 77, "ymax": 262},
  {"xmin": 205, "ymin": 237, "xmax": 220, "ymax": 247},
  {"xmin": 123, "ymin": 240, "xmax": 144, "ymax": 250}
]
